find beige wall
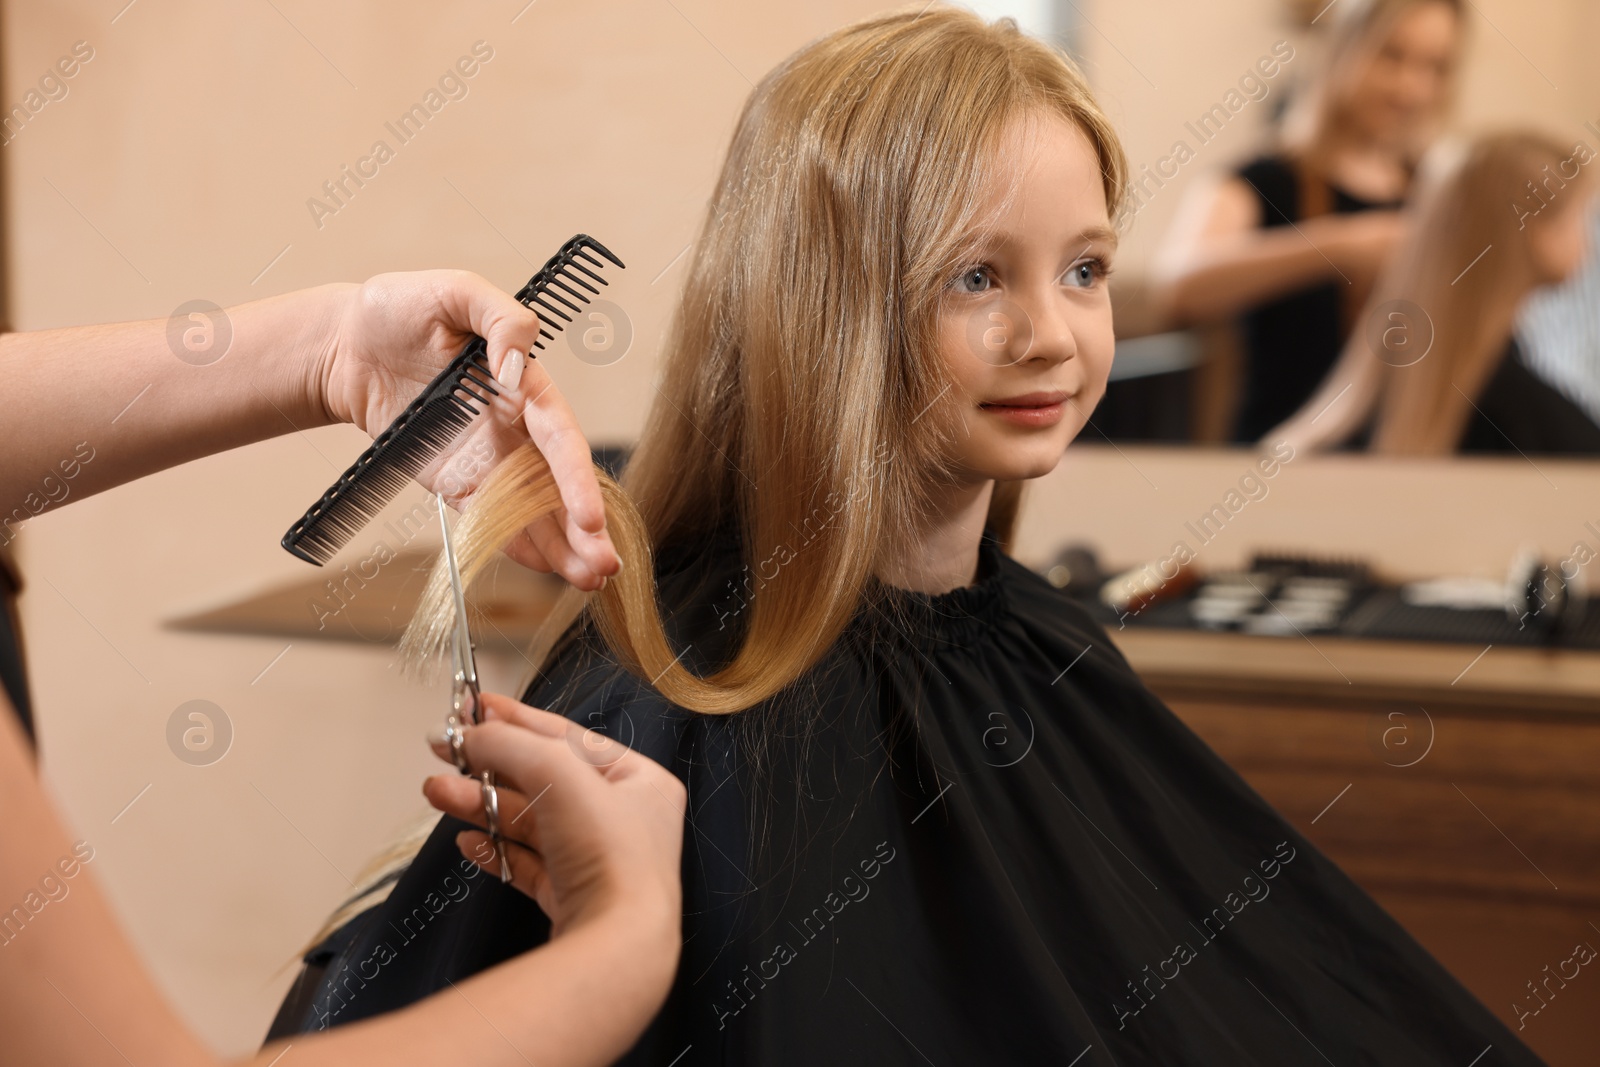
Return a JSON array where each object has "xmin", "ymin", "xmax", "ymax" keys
[{"xmin": 8, "ymin": 0, "xmax": 1600, "ymax": 1055}]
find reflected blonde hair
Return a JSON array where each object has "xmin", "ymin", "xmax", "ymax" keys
[
  {"xmin": 1266, "ymin": 132, "xmax": 1596, "ymax": 456},
  {"xmin": 405, "ymin": 4, "xmax": 1127, "ymax": 714},
  {"xmin": 1364, "ymin": 131, "xmax": 1589, "ymax": 453}
]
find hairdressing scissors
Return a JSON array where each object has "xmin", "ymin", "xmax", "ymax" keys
[{"xmin": 436, "ymin": 493, "xmax": 512, "ymax": 884}]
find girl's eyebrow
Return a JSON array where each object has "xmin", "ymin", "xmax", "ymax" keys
[
  {"xmin": 975, "ymin": 225, "xmax": 1121, "ymax": 257},
  {"xmin": 1074, "ymin": 225, "xmax": 1120, "ymax": 250}
]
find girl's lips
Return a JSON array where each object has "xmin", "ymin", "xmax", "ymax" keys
[
  {"xmin": 979, "ymin": 392, "xmax": 1071, "ymax": 428},
  {"xmin": 986, "ymin": 391, "xmax": 1070, "ymax": 407}
]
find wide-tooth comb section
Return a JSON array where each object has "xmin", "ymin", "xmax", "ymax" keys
[
  {"xmin": 517, "ymin": 247, "xmax": 621, "ymax": 351},
  {"xmin": 281, "ymin": 234, "xmax": 625, "ymax": 565}
]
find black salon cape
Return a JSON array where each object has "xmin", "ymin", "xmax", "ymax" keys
[{"xmin": 268, "ymin": 535, "xmax": 1543, "ymax": 1065}]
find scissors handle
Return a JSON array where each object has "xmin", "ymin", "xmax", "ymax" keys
[
  {"xmin": 480, "ymin": 771, "xmax": 513, "ymax": 884},
  {"xmin": 446, "ymin": 714, "xmax": 511, "ymax": 883}
]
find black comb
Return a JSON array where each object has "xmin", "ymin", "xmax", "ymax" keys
[{"xmin": 280, "ymin": 234, "xmax": 625, "ymax": 565}]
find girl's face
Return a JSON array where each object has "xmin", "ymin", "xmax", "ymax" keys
[
  {"xmin": 1342, "ymin": 2, "xmax": 1459, "ymax": 145},
  {"xmin": 936, "ymin": 110, "xmax": 1116, "ymax": 485}
]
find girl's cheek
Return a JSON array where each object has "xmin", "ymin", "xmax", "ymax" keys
[
  {"xmin": 1086, "ymin": 315, "xmax": 1117, "ymax": 375},
  {"xmin": 1094, "ymin": 342, "xmax": 1117, "ymax": 382}
]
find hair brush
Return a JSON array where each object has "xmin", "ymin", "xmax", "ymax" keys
[{"xmin": 280, "ymin": 233, "xmax": 625, "ymax": 565}]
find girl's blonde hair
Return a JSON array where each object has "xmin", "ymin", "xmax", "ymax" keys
[
  {"xmin": 406, "ymin": 4, "xmax": 1128, "ymax": 714},
  {"xmin": 1363, "ymin": 131, "xmax": 1590, "ymax": 453}
]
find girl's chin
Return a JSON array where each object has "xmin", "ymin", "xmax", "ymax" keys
[{"xmin": 971, "ymin": 448, "xmax": 1067, "ymax": 484}]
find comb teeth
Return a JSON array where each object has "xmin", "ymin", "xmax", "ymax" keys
[
  {"xmin": 515, "ymin": 244, "xmax": 623, "ymax": 350},
  {"xmin": 281, "ymin": 234, "xmax": 625, "ymax": 565}
]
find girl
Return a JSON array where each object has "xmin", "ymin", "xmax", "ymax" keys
[
  {"xmin": 1272, "ymin": 130, "xmax": 1600, "ymax": 455},
  {"xmin": 1156, "ymin": 0, "xmax": 1462, "ymax": 442},
  {"xmin": 274, "ymin": 8, "xmax": 1542, "ymax": 1064}
]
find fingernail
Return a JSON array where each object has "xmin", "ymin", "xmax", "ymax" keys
[
  {"xmin": 497, "ymin": 349, "xmax": 526, "ymax": 389},
  {"xmin": 598, "ymin": 575, "xmax": 608, "ymax": 591},
  {"xmin": 426, "ymin": 725, "xmax": 450, "ymax": 747}
]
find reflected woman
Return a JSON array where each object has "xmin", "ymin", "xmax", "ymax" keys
[
  {"xmin": 271, "ymin": 8, "xmax": 1542, "ymax": 1064},
  {"xmin": 1155, "ymin": 0, "xmax": 1462, "ymax": 442}
]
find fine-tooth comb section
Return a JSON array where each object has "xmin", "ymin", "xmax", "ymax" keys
[{"xmin": 280, "ymin": 234, "xmax": 625, "ymax": 565}]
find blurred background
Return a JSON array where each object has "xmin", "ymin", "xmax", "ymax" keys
[{"xmin": 7, "ymin": 0, "xmax": 1600, "ymax": 1060}]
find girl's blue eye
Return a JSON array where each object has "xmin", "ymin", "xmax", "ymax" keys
[
  {"xmin": 955, "ymin": 266, "xmax": 993, "ymax": 293},
  {"xmin": 1065, "ymin": 259, "xmax": 1104, "ymax": 289}
]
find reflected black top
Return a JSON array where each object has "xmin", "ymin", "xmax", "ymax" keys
[
  {"xmin": 1234, "ymin": 155, "xmax": 1403, "ymax": 443},
  {"xmin": 269, "ymin": 533, "xmax": 1541, "ymax": 1065},
  {"xmin": 1461, "ymin": 338, "xmax": 1600, "ymax": 455}
]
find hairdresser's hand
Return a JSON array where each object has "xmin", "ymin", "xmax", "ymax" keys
[
  {"xmin": 423, "ymin": 692, "xmax": 685, "ymax": 943},
  {"xmin": 315, "ymin": 270, "xmax": 620, "ymax": 591}
]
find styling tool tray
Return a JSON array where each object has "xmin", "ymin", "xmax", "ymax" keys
[{"xmin": 1065, "ymin": 550, "xmax": 1600, "ymax": 650}]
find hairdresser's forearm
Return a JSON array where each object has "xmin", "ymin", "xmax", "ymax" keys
[
  {"xmin": 1157, "ymin": 221, "xmax": 1350, "ymax": 324},
  {"xmin": 0, "ymin": 284, "xmax": 350, "ymax": 518},
  {"xmin": 250, "ymin": 906, "xmax": 679, "ymax": 1067}
]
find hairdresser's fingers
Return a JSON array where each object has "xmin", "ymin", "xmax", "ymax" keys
[
  {"xmin": 430, "ymin": 775, "xmax": 536, "ymax": 839},
  {"xmin": 520, "ymin": 366, "xmax": 618, "ymax": 567},
  {"xmin": 502, "ymin": 515, "xmax": 616, "ymax": 594},
  {"xmin": 501, "ymin": 528, "xmax": 556, "ymax": 574},
  {"xmin": 478, "ymin": 692, "xmax": 575, "ymax": 738},
  {"xmin": 462, "ymin": 709, "xmax": 637, "ymax": 803},
  {"xmin": 425, "ymin": 726, "xmax": 502, "ymax": 769},
  {"xmin": 479, "ymin": 693, "xmax": 649, "ymax": 776},
  {"xmin": 490, "ymin": 499, "xmax": 615, "ymax": 591},
  {"xmin": 423, "ymin": 773, "xmax": 542, "ymax": 848},
  {"xmin": 425, "ymin": 698, "xmax": 634, "ymax": 789},
  {"xmin": 546, "ymin": 506, "xmax": 617, "ymax": 580},
  {"xmin": 423, "ymin": 772, "xmax": 500, "ymax": 825},
  {"xmin": 455, "ymin": 829, "xmax": 551, "ymax": 903},
  {"xmin": 524, "ymin": 510, "xmax": 605, "ymax": 592},
  {"xmin": 445, "ymin": 271, "xmax": 543, "ymax": 389},
  {"xmin": 445, "ymin": 718, "xmax": 605, "ymax": 821}
]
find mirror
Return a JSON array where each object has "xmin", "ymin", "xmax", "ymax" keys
[{"xmin": 974, "ymin": 0, "xmax": 1600, "ymax": 455}]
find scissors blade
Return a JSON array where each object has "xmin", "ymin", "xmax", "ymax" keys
[
  {"xmin": 435, "ymin": 493, "xmax": 478, "ymax": 691},
  {"xmin": 435, "ymin": 495, "xmax": 507, "ymax": 882}
]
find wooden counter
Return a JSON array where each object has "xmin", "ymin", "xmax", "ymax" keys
[{"xmin": 1114, "ymin": 626, "xmax": 1600, "ymax": 715}]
